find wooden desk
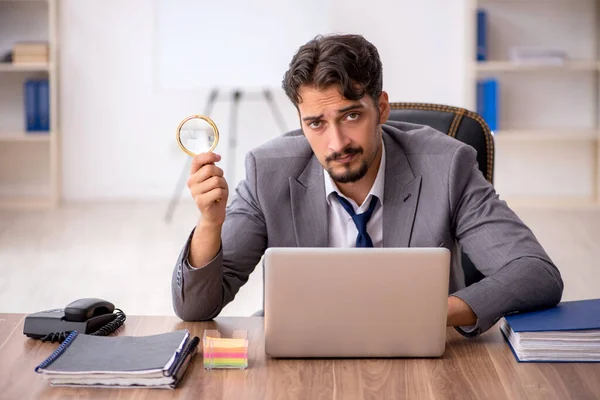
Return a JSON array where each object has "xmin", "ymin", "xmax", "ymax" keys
[{"xmin": 1, "ymin": 314, "xmax": 599, "ymax": 399}]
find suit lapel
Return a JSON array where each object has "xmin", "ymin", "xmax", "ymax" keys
[
  {"xmin": 382, "ymin": 130, "xmax": 422, "ymax": 248},
  {"xmin": 288, "ymin": 127, "xmax": 422, "ymax": 248},
  {"xmin": 290, "ymin": 156, "xmax": 328, "ymax": 247}
]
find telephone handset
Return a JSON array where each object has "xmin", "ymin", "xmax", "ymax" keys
[{"xmin": 23, "ymin": 298, "xmax": 126, "ymax": 343}]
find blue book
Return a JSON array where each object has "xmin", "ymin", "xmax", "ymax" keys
[
  {"xmin": 477, "ymin": 9, "xmax": 487, "ymax": 61},
  {"xmin": 37, "ymin": 80, "xmax": 50, "ymax": 132},
  {"xmin": 501, "ymin": 298, "xmax": 600, "ymax": 362},
  {"xmin": 24, "ymin": 80, "xmax": 38, "ymax": 132}
]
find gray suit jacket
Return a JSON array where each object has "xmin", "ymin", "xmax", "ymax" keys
[{"xmin": 171, "ymin": 121, "xmax": 563, "ymax": 336}]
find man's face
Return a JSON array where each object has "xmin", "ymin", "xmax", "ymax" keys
[{"xmin": 297, "ymin": 85, "xmax": 389, "ymax": 184}]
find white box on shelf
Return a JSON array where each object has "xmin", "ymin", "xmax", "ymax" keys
[{"xmin": 509, "ymin": 46, "xmax": 567, "ymax": 66}]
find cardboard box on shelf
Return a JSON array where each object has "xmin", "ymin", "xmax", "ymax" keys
[
  {"xmin": 12, "ymin": 42, "xmax": 49, "ymax": 64},
  {"xmin": 13, "ymin": 42, "xmax": 49, "ymax": 56}
]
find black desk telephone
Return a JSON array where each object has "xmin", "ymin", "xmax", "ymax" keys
[{"xmin": 23, "ymin": 298, "xmax": 126, "ymax": 343}]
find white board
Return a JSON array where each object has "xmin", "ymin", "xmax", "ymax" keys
[{"xmin": 154, "ymin": 0, "xmax": 330, "ymax": 90}]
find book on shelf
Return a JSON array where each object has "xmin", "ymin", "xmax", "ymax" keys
[
  {"xmin": 501, "ymin": 298, "xmax": 600, "ymax": 362},
  {"xmin": 476, "ymin": 78, "xmax": 498, "ymax": 132},
  {"xmin": 24, "ymin": 79, "xmax": 50, "ymax": 133}
]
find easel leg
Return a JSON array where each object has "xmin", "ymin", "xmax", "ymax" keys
[
  {"xmin": 164, "ymin": 88, "xmax": 219, "ymax": 223},
  {"xmin": 226, "ymin": 90, "xmax": 243, "ymax": 187},
  {"xmin": 263, "ymin": 89, "xmax": 288, "ymax": 133}
]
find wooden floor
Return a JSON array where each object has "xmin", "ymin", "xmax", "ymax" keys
[{"xmin": 0, "ymin": 201, "xmax": 599, "ymax": 317}]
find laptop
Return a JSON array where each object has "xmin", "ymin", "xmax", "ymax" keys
[{"xmin": 263, "ymin": 247, "xmax": 451, "ymax": 358}]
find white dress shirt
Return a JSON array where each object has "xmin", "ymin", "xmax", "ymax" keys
[{"xmin": 324, "ymin": 141, "xmax": 386, "ymax": 248}]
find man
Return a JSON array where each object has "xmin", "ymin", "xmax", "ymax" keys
[{"xmin": 171, "ymin": 34, "xmax": 563, "ymax": 337}]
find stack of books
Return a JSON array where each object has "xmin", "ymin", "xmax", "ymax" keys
[
  {"xmin": 501, "ymin": 298, "xmax": 600, "ymax": 362},
  {"xmin": 12, "ymin": 42, "xmax": 49, "ymax": 64}
]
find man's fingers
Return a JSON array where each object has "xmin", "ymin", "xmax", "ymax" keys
[
  {"xmin": 187, "ymin": 152, "xmax": 228, "ymax": 210},
  {"xmin": 190, "ymin": 152, "xmax": 222, "ymax": 175},
  {"xmin": 191, "ymin": 176, "xmax": 228, "ymax": 196},
  {"xmin": 194, "ymin": 187, "xmax": 228, "ymax": 209},
  {"xmin": 187, "ymin": 165, "xmax": 224, "ymax": 188}
]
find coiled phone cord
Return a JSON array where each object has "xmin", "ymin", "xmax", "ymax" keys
[{"xmin": 40, "ymin": 308, "xmax": 127, "ymax": 343}]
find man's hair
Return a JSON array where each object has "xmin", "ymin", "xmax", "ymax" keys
[{"xmin": 282, "ymin": 34, "xmax": 383, "ymax": 108}]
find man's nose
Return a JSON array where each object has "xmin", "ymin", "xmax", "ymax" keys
[{"xmin": 328, "ymin": 126, "xmax": 350, "ymax": 152}]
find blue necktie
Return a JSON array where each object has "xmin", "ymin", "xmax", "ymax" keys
[{"xmin": 333, "ymin": 193, "xmax": 379, "ymax": 248}]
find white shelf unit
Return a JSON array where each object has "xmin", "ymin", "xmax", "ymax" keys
[
  {"xmin": 0, "ymin": 62, "xmax": 51, "ymax": 72},
  {"xmin": 0, "ymin": 0, "xmax": 59, "ymax": 209},
  {"xmin": 467, "ymin": 0, "xmax": 600, "ymax": 208},
  {"xmin": 0, "ymin": 131, "xmax": 51, "ymax": 142}
]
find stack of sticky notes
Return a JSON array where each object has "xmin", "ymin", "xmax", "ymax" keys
[{"xmin": 202, "ymin": 329, "xmax": 248, "ymax": 369}]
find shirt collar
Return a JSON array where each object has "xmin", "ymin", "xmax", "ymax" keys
[{"xmin": 324, "ymin": 140, "xmax": 386, "ymax": 210}]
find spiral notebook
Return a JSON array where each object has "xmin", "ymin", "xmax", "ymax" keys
[{"xmin": 35, "ymin": 329, "xmax": 199, "ymax": 389}]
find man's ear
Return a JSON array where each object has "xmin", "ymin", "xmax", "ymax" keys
[{"xmin": 378, "ymin": 91, "xmax": 390, "ymax": 124}]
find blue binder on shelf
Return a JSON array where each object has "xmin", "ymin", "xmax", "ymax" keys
[
  {"xmin": 476, "ymin": 78, "xmax": 498, "ymax": 132},
  {"xmin": 24, "ymin": 79, "xmax": 38, "ymax": 132},
  {"xmin": 37, "ymin": 80, "xmax": 50, "ymax": 132},
  {"xmin": 23, "ymin": 79, "xmax": 50, "ymax": 133},
  {"xmin": 477, "ymin": 9, "xmax": 487, "ymax": 61},
  {"xmin": 501, "ymin": 298, "xmax": 600, "ymax": 362}
]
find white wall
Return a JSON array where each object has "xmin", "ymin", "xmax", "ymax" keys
[
  {"xmin": 328, "ymin": 0, "xmax": 470, "ymax": 107},
  {"xmin": 59, "ymin": 0, "xmax": 470, "ymax": 201},
  {"xmin": 59, "ymin": 0, "xmax": 297, "ymax": 201},
  {"xmin": 155, "ymin": 0, "xmax": 329, "ymax": 90}
]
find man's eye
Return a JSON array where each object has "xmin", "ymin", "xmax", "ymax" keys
[
  {"xmin": 309, "ymin": 121, "xmax": 322, "ymax": 129},
  {"xmin": 346, "ymin": 113, "xmax": 360, "ymax": 121}
]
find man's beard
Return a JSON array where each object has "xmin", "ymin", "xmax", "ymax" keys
[{"xmin": 325, "ymin": 146, "xmax": 371, "ymax": 184}]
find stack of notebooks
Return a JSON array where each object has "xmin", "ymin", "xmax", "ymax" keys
[
  {"xmin": 501, "ymin": 298, "xmax": 600, "ymax": 362},
  {"xmin": 35, "ymin": 330, "xmax": 199, "ymax": 389}
]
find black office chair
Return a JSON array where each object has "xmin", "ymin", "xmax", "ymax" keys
[{"xmin": 387, "ymin": 102, "xmax": 495, "ymax": 287}]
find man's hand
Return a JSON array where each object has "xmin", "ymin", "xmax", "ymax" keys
[
  {"xmin": 187, "ymin": 152, "xmax": 228, "ymax": 227},
  {"xmin": 447, "ymin": 296, "xmax": 477, "ymax": 327},
  {"xmin": 187, "ymin": 152, "xmax": 229, "ymax": 269}
]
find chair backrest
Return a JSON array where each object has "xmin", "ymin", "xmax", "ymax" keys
[
  {"xmin": 387, "ymin": 102, "xmax": 494, "ymax": 184},
  {"xmin": 387, "ymin": 102, "xmax": 495, "ymax": 287}
]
